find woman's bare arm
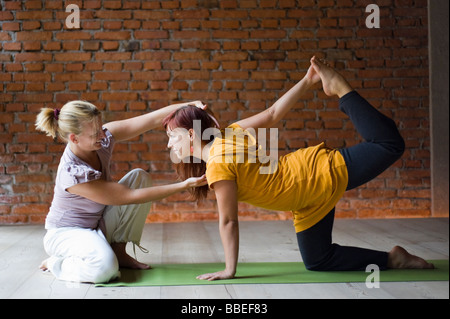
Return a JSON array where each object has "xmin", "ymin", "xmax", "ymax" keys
[
  {"xmin": 104, "ymin": 101, "xmax": 205, "ymax": 142},
  {"xmin": 234, "ymin": 62, "xmax": 319, "ymax": 130},
  {"xmin": 197, "ymin": 180, "xmax": 239, "ymax": 281},
  {"xmin": 67, "ymin": 175, "xmax": 207, "ymax": 206}
]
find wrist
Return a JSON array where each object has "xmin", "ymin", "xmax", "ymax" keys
[
  {"xmin": 301, "ymin": 76, "xmax": 314, "ymax": 88},
  {"xmin": 225, "ymin": 269, "xmax": 236, "ymax": 278},
  {"xmin": 181, "ymin": 180, "xmax": 189, "ymax": 190}
]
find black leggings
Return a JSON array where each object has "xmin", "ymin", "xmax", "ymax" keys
[{"xmin": 297, "ymin": 91, "xmax": 405, "ymax": 271}]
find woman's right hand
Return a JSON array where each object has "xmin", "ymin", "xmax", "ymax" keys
[
  {"xmin": 184, "ymin": 175, "xmax": 208, "ymax": 188},
  {"xmin": 196, "ymin": 269, "xmax": 236, "ymax": 281},
  {"xmin": 305, "ymin": 57, "xmax": 321, "ymax": 85}
]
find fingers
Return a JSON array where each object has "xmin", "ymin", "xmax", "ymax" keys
[
  {"xmin": 187, "ymin": 101, "xmax": 207, "ymax": 110},
  {"xmin": 196, "ymin": 270, "xmax": 234, "ymax": 281},
  {"xmin": 196, "ymin": 273, "xmax": 217, "ymax": 281},
  {"xmin": 191, "ymin": 174, "xmax": 208, "ymax": 187},
  {"xmin": 198, "ymin": 175, "xmax": 208, "ymax": 186},
  {"xmin": 197, "ymin": 273, "xmax": 223, "ymax": 281},
  {"xmin": 311, "ymin": 55, "xmax": 331, "ymax": 67},
  {"xmin": 195, "ymin": 101, "xmax": 207, "ymax": 109}
]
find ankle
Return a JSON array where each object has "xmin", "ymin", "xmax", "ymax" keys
[{"xmin": 337, "ymin": 82, "xmax": 353, "ymax": 98}]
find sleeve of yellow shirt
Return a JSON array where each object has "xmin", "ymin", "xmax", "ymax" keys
[{"xmin": 206, "ymin": 159, "xmax": 236, "ymax": 187}]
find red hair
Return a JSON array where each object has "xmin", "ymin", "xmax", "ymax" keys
[{"xmin": 163, "ymin": 105, "xmax": 219, "ymax": 202}]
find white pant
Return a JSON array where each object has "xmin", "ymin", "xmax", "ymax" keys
[{"xmin": 43, "ymin": 169, "xmax": 152, "ymax": 283}]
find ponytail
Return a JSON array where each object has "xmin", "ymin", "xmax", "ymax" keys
[
  {"xmin": 35, "ymin": 101, "xmax": 100, "ymax": 143},
  {"xmin": 35, "ymin": 107, "xmax": 59, "ymax": 139}
]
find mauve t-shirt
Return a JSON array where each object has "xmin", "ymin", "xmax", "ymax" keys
[{"xmin": 45, "ymin": 127, "xmax": 115, "ymax": 230}]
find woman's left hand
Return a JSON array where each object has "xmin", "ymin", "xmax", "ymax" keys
[
  {"xmin": 196, "ymin": 269, "xmax": 235, "ymax": 281},
  {"xmin": 184, "ymin": 175, "xmax": 208, "ymax": 189},
  {"xmin": 188, "ymin": 101, "xmax": 207, "ymax": 110}
]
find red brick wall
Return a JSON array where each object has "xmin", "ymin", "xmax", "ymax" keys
[{"xmin": 1, "ymin": 0, "xmax": 435, "ymax": 224}]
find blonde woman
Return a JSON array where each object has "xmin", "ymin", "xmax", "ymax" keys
[{"xmin": 35, "ymin": 101, "xmax": 207, "ymax": 283}]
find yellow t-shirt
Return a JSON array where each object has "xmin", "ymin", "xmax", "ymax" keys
[{"xmin": 206, "ymin": 123, "xmax": 349, "ymax": 233}]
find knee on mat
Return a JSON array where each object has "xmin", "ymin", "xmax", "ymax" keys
[
  {"xmin": 302, "ymin": 255, "xmax": 328, "ymax": 271},
  {"xmin": 89, "ymin": 251, "xmax": 119, "ymax": 284},
  {"xmin": 302, "ymin": 251, "xmax": 336, "ymax": 271},
  {"xmin": 304, "ymin": 261, "xmax": 327, "ymax": 271}
]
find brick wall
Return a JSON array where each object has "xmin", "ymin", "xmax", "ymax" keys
[{"xmin": 1, "ymin": 0, "xmax": 436, "ymax": 225}]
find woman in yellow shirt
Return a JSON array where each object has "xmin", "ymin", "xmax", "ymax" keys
[{"xmin": 164, "ymin": 56, "xmax": 433, "ymax": 281}]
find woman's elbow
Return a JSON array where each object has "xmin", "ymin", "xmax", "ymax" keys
[
  {"xmin": 220, "ymin": 218, "xmax": 239, "ymax": 229},
  {"xmin": 266, "ymin": 108, "xmax": 277, "ymax": 127}
]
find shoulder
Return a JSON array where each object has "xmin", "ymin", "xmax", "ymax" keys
[
  {"xmin": 227, "ymin": 123, "xmax": 241, "ymax": 130},
  {"xmin": 206, "ymin": 155, "xmax": 237, "ymax": 188},
  {"xmin": 56, "ymin": 148, "xmax": 102, "ymax": 191}
]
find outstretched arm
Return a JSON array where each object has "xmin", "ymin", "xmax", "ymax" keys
[
  {"xmin": 67, "ymin": 175, "xmax": 207, "ymax": 206},
  {"xmin": 197, "ymin": 180, "xmax": 239, "ymax": 281},
  {"xmin": 104, "ymin": 101, "xmax": 205, "ymax": 142},
  {"xmin": 235, "ymin": 61, "xmax": 320, "ymax": 130}
]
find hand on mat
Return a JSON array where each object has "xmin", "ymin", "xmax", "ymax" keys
[{"xmin": 196, "ymin": 269, "xmax": 235, "ymax": 281}]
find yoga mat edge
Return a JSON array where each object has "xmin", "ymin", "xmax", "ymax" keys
[{"xmin": 95, "ymin": 260, "xmax": 448, "ymax": 287}]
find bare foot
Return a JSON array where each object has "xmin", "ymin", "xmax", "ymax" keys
[
  {"xmin": 39, "ymin": 258, "xmax": 49, "ymax": 272},
  {"xmin": 387, "ymin": 246, "xmax": 434, "ymax": 269},
  {"xmin": 310, "ymin": 56, "xmax": 353, "ymax": 98},
  {"xmin": 111, "ymin": 243, "xmax": 151, "ymax": 270}
]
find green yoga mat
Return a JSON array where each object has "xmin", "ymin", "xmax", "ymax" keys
[{"xmin": 96, "ymin": 260, "xmax": 448, "ymax": 287}]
